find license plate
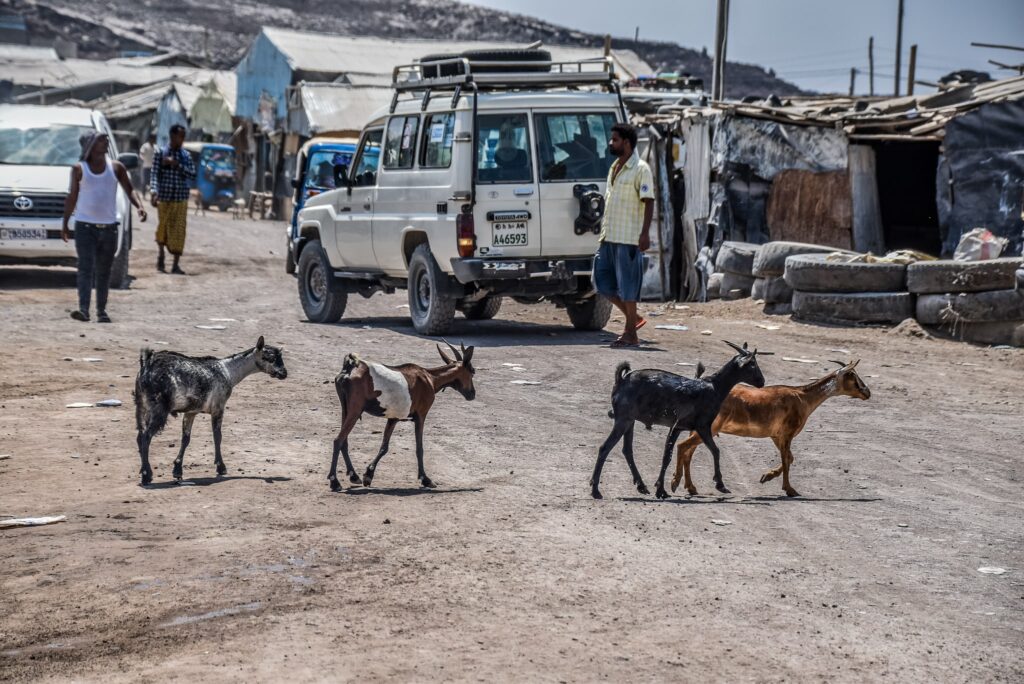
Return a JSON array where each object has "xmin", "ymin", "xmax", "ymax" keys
[
  {"xmin": 492, "ymin": 221, "xmax": 528, "ymax": 247},
  {"xmin": 0, "ymin": 228, "xmax": 47, "ymax": 240}
]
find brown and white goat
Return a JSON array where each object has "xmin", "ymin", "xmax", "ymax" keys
[
  {"xmin": 670, "ymin": 360, "xmax": 871, "ymax": 497},
  {"xmin": 328, "ymin": 341, "xmax": 476, "ymax": 491}
]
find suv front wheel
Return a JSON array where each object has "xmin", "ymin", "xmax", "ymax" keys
[
  {"xmin": 408, "ymin": 244, "xmax": 456, "ymax": 335},
  {"xmin": 298, "ymin": 240, "xmax": 347, "ymax": 323},
  {"xmin": 566, "ymin": 296, "xmax": 612, "ymax": 331}
]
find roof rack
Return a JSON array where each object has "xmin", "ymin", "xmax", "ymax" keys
[{"xmin": 391, "ymin": 56, "xmax": 618, "ymax": 93}]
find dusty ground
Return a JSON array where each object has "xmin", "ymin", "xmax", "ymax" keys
[{"xmin": 1, "ymin": 213, "xmax": 1022, "ymax": 682}]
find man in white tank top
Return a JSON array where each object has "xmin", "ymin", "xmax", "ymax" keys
[{"xmin": 61, "ymin": 132, "xmax": 147, "ymax": 322}]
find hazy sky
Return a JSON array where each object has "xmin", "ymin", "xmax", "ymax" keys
[{"xmin": 464, "ymin": 0, "xmax": 1024, "ymax": 93}]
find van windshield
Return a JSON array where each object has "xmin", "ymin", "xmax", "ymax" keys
[
  {"xmin": 535, "ymin": 112, "xmax": 617, "ymax": 182},
  {"xmin": 0, "ymin": 124, "xmax": 95, "ymax": 166}
]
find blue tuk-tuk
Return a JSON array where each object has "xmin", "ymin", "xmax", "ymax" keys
[
  {"xmin": 183, "ymin": 142, "xmax": 236, "ymax": 211},
  {"xmin": 285, "ymin": 137, "xmax": 358, "ymax": 273}
]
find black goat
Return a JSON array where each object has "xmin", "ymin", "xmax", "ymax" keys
[
  {"xmin": 134, "ymin": 336, "xmax": 287, "ymax": 485},
  {"xmin": 591, "ymin": 341, "xmax": 766, "ymax": 500}
]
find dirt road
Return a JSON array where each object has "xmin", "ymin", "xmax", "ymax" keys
[{"xmin": 1, "ymin": 213, "xmax": 1022, "ymax": 682}]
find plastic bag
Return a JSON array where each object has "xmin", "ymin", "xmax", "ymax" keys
[{"xmin": 954, "ymin": 228, "xmax": 1008, "ymax": 262}]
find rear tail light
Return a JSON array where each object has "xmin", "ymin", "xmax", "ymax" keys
[{"xmin": 456, "ymin": 206, "xmax": 476, "ymax": 258}]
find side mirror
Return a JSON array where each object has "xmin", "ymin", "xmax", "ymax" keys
[
  {"xmin": 118, "ymin": 152, "xmax": 139, "ymax": 170},
  {"xmin": 333, "ymin": 164, "xmax": 351, "ymax": 189}
]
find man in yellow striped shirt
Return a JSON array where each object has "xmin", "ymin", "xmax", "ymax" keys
[{"xmin": 593, "ymin": 123, "xmax": 655, "ymax": 347}]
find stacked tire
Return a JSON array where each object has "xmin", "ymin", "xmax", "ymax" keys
[
  {"xmin": 911, "ymin": 257, "xmax": 1024, "ymax": 346},
  {"xmin": 713, "ymin": 241, "xmax": 759, "ymax": 300},
  {"xmin": 784, "ymin": 253, "xmax": 911, "ymax": 326},
  {"xmin": 754, "ymin": 242, "xmax": 856, "ymax": 316}
]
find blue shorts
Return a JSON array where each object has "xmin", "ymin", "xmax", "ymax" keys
[{"xmin": 593, "ymin": 240, "xmax": 643, "ymax": 302}]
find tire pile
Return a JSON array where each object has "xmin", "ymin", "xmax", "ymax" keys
[{"xmin": 711, "ymin": 241, "xmax": 759, "ymax": 301}]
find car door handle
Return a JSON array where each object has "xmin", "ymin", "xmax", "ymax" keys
[
  {"xmin": 339, "ymin": 206, "xmax": 351, "ymax": 212},
  {"xmin": 363, "ymin": 203, "xmax": 372, "ymax": 210},
  {"xmin": 513, "ymin": 188, "xmax": 534, "ymax": 197}
]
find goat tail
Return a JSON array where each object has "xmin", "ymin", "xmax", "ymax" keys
[
  {"xmin": 613, "ymin": 361, "xmax": 631, "ymax": 390},
  {"xmin": 139, "ymin": 347, "xmax": 153, "ymax": 371},
  {"xmin": 695, "ymin": 362, "xmax": 705, "ymax": 378}
]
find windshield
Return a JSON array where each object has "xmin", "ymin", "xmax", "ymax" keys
[
  {"xmin": 0, "ymin": 124, "xmax": 95, "ymax": 166},
  {"xmin": 307, "ymin": 150, "xmax": 352, "ymax": 190},
  {"xmin": 201, "ymin": 147, "xmax": 235, "ymax": 173},
  {"xmin": 535, "ymin": 113, "xmax": 618, "ymax": 182}
]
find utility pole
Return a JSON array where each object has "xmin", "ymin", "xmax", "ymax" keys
[
  {"xmin": 868, "ymin": 36, "xmax": 875, "ymax": 96},
  {"xmin": 894, "ymin": 0, "xmax": 904, "ymax": 96},
  {"xmin": 634, "ymin": 26, "xmax": 639, "ymax": 44},
  {"xmin": 849, "ymin": 68, "xmax": 857, "ymax": 96},
  {"xmin": 711, "ymin": 0, "xmax": 730, "ymax": 100},
  {"xmin": 907, "ymin": 44, "xmax": 917, "ymax": 95}
]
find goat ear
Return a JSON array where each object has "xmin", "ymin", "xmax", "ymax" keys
[
  {"xmin": 256, "ymin": 336, "xmax": 265, "ymax": 351},
  {"xmin": 437, "ymin": 344, "xmax": 454, "ymax": 365},
  {"xmin": 463, "ymin": 345, "xmax": 474, "ymax": 365}
]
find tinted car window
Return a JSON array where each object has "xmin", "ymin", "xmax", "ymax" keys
[
  {"xmin": 476, "ymin": 113, "xmax": 532, "ymax": 184},
  {"xmin": 352, "ymin": 130, "xmax": 383, "ymax": 187},
  {"xmin": 420, "ymin": 112, "xmax": 456, "ymax": 168},
  {"xmin": 306, "ymin": 150, "xmax": 351, "ymax": 190},
  {"xmin": 383, "ymin": 116, "xmax": 419, "ymax": 169},
  {"xmin": 535, "ymin": 112, "xmax": 617, "ymax": 182}
]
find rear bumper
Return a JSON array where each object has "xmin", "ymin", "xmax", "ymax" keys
[{"xmin": 450, "ymin": 256, "xmax": 594, "ymax": 284}]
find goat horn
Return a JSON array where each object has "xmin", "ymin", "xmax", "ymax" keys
[
  {"xmin": 828, "ymin": 360, "xmax": 848, "ymax": 369},
  {"xmin": 723, "ymin": 340, "xmax": 747, "ymax": 355},
  {"xmin": 441, "ymin": 338, "xmax": 462, "ymax": 362}
]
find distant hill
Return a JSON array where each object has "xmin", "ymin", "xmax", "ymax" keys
[{"xmin": 3, "ymin": 0, "xmax": 806, "ymax": 98}]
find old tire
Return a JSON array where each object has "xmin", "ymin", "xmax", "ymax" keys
[
  {"xmin": 1016, "ymin": 268, "xmax": 1024, "ymax": 289},
  {"xmin": 462, "ymin": 296, "xmax": 502, "ymax": 320},
  {"xmin": 567, "ymin": 297, "xmax": 612, "ymax": 331},
  {"xmin": 715, "ymin": 241, "xmax": 760, "ymax": 276},
  {"xmin": 298, "ymin": 240, "xmax": 347, "ymax": 323},
  {"xmin": 792, "ymin": 291, "xmax": 913, "ymax": 325},
  {"xmin": 753, "ymin": 241, "xmax": 856, "ymax": 278},
  {"xmin": 762, "ymin": 275, "xmax": 793, "ymax": 304},
  {"xmin": 943, "ymin": 321, "xmax": 1024, "ymax": 347},
  {"xmin": 720, "ymin": 271, "xmax": 755, "ymax": 300},
  {"xmin": 906, "ymin": 257, "xmax": 1022, "ymax": 294},
  {"xmin": 110, "ymin": 237, "xmax": 130, "ymax": 290},
  {"xmin": 751, "ymin": 277, "xmax": 765, "ymax": 300},
  {"xmin": 763, "ymin": 301, "xmax": 793, "ymax": 316},
  {"xmin": 408, "ymin": 243, "xmax": 456, "ymax": 335},
  {"xmin": 784, "ymin": 254, "xmax": 907, "ymax": 293},
  {"xmin": 707, "ymin": 272, "xmax": 723, "ymax": 300},
  {"xmin": 915, "ymin": 289, "xmax": 1024, "ymax": 325}
]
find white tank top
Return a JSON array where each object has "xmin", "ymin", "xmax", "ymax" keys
[{"xmin": 75, "ymin": 159, "xmax": 118, "ymax": 225}]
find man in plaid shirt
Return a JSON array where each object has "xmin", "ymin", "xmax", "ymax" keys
[
  {"xmin": 593, "ymin": 123, "xmax": 655, "ymax": 347},
  {"xmin": 150, "ymin": 124, "xmax": 196, "ymax": 274}
]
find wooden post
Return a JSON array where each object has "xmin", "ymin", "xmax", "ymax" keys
[
  {"xmin": 849, "ymin": 145, "xmax": 885, "ymax": 254},
  {"xmin": 894, "ymin": 0, "xmax": 904, "ymax": 96},
  {"xmin": 908, "ymin": 44, "xmax": 918, "ymax": 95},
  {"xmin": 711, "ymin": 0, "xmax": 730, "ymax": 100},
  {"xmin": 849, "ymin": 68, "xmax": 857, "ymax": 96},
  {"xmin": 603, "ymin": 34, "xmax": 611, "ymax": 58},
  {"xmin": 868, "ymin": 36, "xmax": 875, "ymax": 96}
]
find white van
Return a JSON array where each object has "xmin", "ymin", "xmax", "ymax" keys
[
  {"xmin": 292, "ymin": 50, "xmax": 627, "ymax": 334},
  {"xmin": 0, "ymin": 105, "xmax": 137, "ymax": 286}
]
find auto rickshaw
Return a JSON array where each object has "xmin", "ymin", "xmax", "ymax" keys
[{"xmin": 183, "ymin": 142, "xmax": 236, "ymax": 211}]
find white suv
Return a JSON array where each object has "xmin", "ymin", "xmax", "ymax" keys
[
  {"xmin": 292, "ymin": 50, "xmax": 626, "ymax": 334},
  {"xmin": 0, "ymin": 105, "xmax": 136, "ymax": 286}
]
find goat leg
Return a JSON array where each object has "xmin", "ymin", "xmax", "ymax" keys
[
  {"xmin": 620, "ymin": 425, "xmax": 649, "ymax": 495},
  {"xmin": 137, "ymin": 430, "xmax": 154, "ymax": 485},
  {"xmin": 362, "ymin": 418, "xmax": 398, "ymax": 487},
  {"xmin": 591, "ymin": 420, "xmax": 630, "ymax": 499},
  {"xmin": 698, "ymin": 426, "xmax": 730, "ymax": 494},
  {"xmin": 655, "ymin": 425, "xmax": 684, "ymax": 499},
  {"xmin": 671, "ymin": 432, "xmax": 703, "ymax": 495},
  {"xmin": 778, "ymin": 437, "xmax": 799, "ymax": 497},
  {"xmin": 172, "ymin": 413, "xmax": 196, "ymax": 481},
  {"xmin": 212, "ymin": 413, "xmax": 226, "ymax": 477},
  {"xmin": 413, "ymin": 415, "xmax": 435, "ymax": 488},
  {"xmin": 329, "ymin": 412, "xmax": 361, "ymax": 491}
]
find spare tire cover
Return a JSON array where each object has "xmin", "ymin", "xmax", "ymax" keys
[
  {"xmin": 784, "ymin": 254, "xmax": 907, "ymax": 293},
  {"xmin": 793, "ymin": 291, "xmax": 912, "ymax": 325},
  {"xmin": 906, "ymin": 257, "xmax": 1023, "ymax": 294},
  {"xmin": 753, "ymin": 241, "xmax": 857, "ymax": 277}
]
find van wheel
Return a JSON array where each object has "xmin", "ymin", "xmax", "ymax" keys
[
  {"xmin": 110, "ymin": 224, "xmax": 131, "ymax": 290},
  {"xmin": 462, "ymin": 296, "xmax": 502, "ymax": 320},
  {"xmin": 566, "ymin": 297, "xmax": 612, "ymax": 331},
  {"xmin": 298, "ymin": 240, "xmax": 347, "ymax": 323},
  {"xmin": 408, "ymin": 243, "xmax": 456, "ymax": 335}
]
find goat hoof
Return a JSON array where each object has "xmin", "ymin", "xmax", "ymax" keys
[
  {"xmin": 785, "ymin": 489, "xmax": 800, "ymax": 498},
  {"xmin": 655, "ymin": 488, "xmax": 670, "ymax": 500},
  {"xmin": 420, "ymin": 477, "xmax": 436, "ymax": 489},
  {"xmin": 715, "ymin": 483, "xmax": 731, "ymax": 494},
  {"xmin": 140, "ymin": 473, "xmax": 152, "ymax": 486},
  {"xmin": 347, "ymin": 473, "xmax": 362, "ymax": 485},
  {"xmin": 686, "ymin": 487, "xmax": 698, "ymax": 496},
  {"xmin": 760, "ymin": 472, "xmax": 775, "ymax": 483},
  {"xmin": 636, "ymin": 483, "xmax": 650, "ymax": 495},
  {"xmin": 362, "ymin": 476, "xmax": 373, "ymax": 487},
  {"xmin": 172, "ymin": 471, "xmax": 182, "ymax": 481},
  {"xmin": 329, "ymin": 479, "xmax": 342, "ymax": 492},
  {"xmin": 216, "ymin": 464, "xmax": 227, "ymax": 477}
]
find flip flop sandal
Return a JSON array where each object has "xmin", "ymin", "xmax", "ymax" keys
[
  {"xmin": 610, "ymin": 338, "xmax": 640, "ymax": 348},
  {"xmin": 636, "ymin": 318, "xmax": 648, "ymax": 330}
]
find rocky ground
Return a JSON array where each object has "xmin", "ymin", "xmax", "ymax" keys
[{"xmin": 0, "ymin": 212, "xmax": 1021, "ymax": 681}]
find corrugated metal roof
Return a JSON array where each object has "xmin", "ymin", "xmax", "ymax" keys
[
  {"xmin": 0, "ymin": 44, "xmax": 59, "ymax": 61},
  {"xmin": 293, "ymin": 83, "xmax": 394, "ymax": 135},
  {"xmin": 0, "ymin": 56, "xmax": 210, "ymax": 92},
  {"xmin": 260, "ymin": 27, "xmax": 652, "ymax": 80}
]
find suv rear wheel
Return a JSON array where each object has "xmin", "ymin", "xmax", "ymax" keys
[
  {"xmin": 408, "ymin": 243, "xmax": 456, "ymax": 335},
  {"xmin": 298, "ymin": 240, "xmax": 347, "ymax": 323},
  {"xmin": 566, "ymin": 296, "xmax": 612, "ymax": 331},
  {"xmin": 462, "ymin": 296, "xmax": 502, "ymax": 320}
]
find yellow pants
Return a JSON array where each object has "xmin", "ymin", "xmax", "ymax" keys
[{"xmin": 155, "ymin": 200, "xmax": 188, "ymax": 255}]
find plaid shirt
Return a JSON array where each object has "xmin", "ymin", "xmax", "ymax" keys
[
  {"xmin": 150, "ymin": 146, "xmax": 196, "ymax": 202},
  {"xmin": 598, "ymin": 151, "xmax": 655, "ymax": 245}
]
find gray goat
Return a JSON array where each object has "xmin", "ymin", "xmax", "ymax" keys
[
  {"xmin": 591, "ymin": 341, "xmax": 766, "ymax": 500},
  {"xmin": 134, "ymin": 336, "xmax": 287, "ymax": 485}
]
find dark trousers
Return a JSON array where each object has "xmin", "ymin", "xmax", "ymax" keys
[{"xmin": 74, "ymin": 221, "xmax": 118, "ymax": 313}]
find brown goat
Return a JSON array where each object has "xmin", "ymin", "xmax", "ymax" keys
[
  {"xmin": 328, "ymin": 341, "xmax": 476, "ymax": 491},
  {"xmin": 670, "ymin": 360, "xmax": 871, "ymax": 497}
]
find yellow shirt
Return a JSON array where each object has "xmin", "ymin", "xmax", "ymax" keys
[{"xmin": 598, "ymin": 150, "xmax": 655, "ymax": 245}]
